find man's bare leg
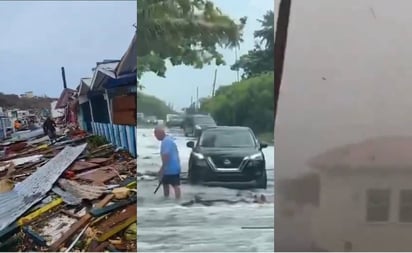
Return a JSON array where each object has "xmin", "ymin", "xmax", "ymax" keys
[
  {"xmin": 173, "ymin": 185, "xmax": 181, "ymax": 200},
  {"xmin": 163, "ymin": 184, "xmax": 170, "ymax": 197}
]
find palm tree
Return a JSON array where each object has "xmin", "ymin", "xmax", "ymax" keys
[
  {"xmin": 230, "ymin": 11, "xmax": 275, "ymax": 79},
  {"xmin": 255, "ymin": 11, "xmax": 274, "ymax": 51}
]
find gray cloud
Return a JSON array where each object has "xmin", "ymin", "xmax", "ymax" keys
[{"xmin": 0, "ymin": 1, "xmax": 136, "ymax": 97}]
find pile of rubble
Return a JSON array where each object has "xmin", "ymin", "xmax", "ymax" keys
[{"xmin": 0, "ymin": 129, "xmax": 137, "ymax": 252}]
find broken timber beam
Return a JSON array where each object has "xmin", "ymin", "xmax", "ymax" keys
[
  {"xmin": 48, "ymin": 194, "xmax": 114, "ymax": 251},
  {"xmin": 18, "ymin": 198, "xmax": 63, "ymax": 226}
]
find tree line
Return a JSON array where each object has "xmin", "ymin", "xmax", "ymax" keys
[
  {"xmin": 0, "ymin": 92, "xmax": 55, "ymax": 110},
  {"xmin": 200, "ymin": 72, "xmax": 274, "ymax": 134},
  {"xmin": 201, "ymin": 11, "xmax": 274, "ymax": 135},
  {"xmin": 137, "ymin": 92, "xmax": 175, "ymax": 120}
]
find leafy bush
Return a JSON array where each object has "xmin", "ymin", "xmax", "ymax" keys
[
  {"xmin": 137, "ymin": 92, "xmax": 175, "ymax": 120},
  {"xmin": 87, "ymin": 135, "xmax": 109, "ymax": 149},
  {"xmin": 201, "ymin": 72, "xmax": 274, "ymax": 134}
]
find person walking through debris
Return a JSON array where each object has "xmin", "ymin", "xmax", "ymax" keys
[
  {"xmin": 43, "ymin": 117, "xmax": 57, "ymax": 143},
  {"xmin": 154, "ymin": 126, "xmax": 182, "ymax": 200}
]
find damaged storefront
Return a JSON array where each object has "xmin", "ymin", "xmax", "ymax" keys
[
  {"xmin": 54, "ymin": 88, "xmax": 78, "ymax": 126},
  {"xmin": 77, "ymin": 33, "xmax": 137, "ymax": 157}
]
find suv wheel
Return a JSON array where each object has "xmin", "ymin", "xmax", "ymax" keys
[{"xmin": 255, "ymin": 170, "xmax": 267, "ymax": 189}]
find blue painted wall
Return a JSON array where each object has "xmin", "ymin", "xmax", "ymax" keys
[
  {"xmin": 91, "ymin": 122, "xmax": 136, "ymax": 157},
  {"xmin": 80, "ymin": 102, "xmax": 92, "ymax": 132}
]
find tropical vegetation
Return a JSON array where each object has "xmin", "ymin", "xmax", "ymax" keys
[{"xmin": 201, "ymin": 11, "xmax": 274, "ymax": 140}]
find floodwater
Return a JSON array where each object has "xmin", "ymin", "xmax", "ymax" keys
[{"xmin": 137, "ymin": 127, "xmax": 274, "ymax": 252}]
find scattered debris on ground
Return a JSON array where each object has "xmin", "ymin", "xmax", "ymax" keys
[{"xmin": 0, "ymin": 128, "xmax": 137, "ymax": 252}]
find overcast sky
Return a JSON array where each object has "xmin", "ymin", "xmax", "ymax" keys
[
  {"xmin": 140, "ymin": 0, "xmax": 274, "ymax": 110},
  {"xmin": 0, "ymin": 1, "xmax": 135, "ymax": 98}
]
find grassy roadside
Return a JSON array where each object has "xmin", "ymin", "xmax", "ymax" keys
[{"xmin": 257, "ymin": 131, "xmax": 274, "ymax": 144}]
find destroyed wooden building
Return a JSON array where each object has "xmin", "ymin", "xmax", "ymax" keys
[
  {"xmin": 76, "ymin": 33, "xmax": 137, "ymax": 157},
  {"xmin": 54, "ymin": 88, "xmax": 77, "ymax": 125}
]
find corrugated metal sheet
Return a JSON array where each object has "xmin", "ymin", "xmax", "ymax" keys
[
  {"xmin": 90, "ymin": 62, "xmax": 119, "ymax": 91},
  {"xmin": 58, "ymin": 179, "xmax": 107, "ymax": 200},
  {"xmin": 52, "ymin": 186, "xmax": 81, "ymax": 205},
  {"xmin": 0, "ymin": 143, "xmax": 87, "ymax": 231},
  {"xmin": 28, "ymin": 136, "xmax": 50, "ymax": 145},
  {"xmin": 78, "ymin": 78, "xmax": 91, "ymax": 96},
  {"xmin": 11, "ymin": 128, "xmax": 44, "ymax": 141},
  {"xmin": 11, "ymin": 155, "xmax": 43, "ymax": 166},
  {"xmin": 115, "ymin": 34, "xmax": 137, "ymax": 77}
]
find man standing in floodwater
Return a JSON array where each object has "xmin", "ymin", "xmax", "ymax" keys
[{"xmin": 154, "ymin": 126, "xmax": 182, "ymax": 199}]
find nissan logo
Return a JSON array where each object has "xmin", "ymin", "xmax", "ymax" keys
[{"xmin": 223, "ymin": 159, "xmax": 231, "ymax": 166}]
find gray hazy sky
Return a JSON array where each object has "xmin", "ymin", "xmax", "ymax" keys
[
  {"xmin": 140, "ymin": 0, "xmax": 274, "ymax": 110},
  {"xmin": 0, "ymin": 1, "xmax": 135, "ymax": 98},
  {"xmin": 276, "ymin": 2, "xmax": 412, "ymax": 251},
  {"xmin": 276, "ymin": 0, "xmax": 412, "ymax": 179}
]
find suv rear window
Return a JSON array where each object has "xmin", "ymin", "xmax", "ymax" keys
[{"xmin": 194, "ymin": 116, "xmax": 216, "ymax": 125}]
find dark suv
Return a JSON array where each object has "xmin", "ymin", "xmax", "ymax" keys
[
  {"xmin": 182, "ymin": 114, "xmax": 217, "ymax": 137},
  {"xmin": 186, "ymin": 126, "xmax": 268, "ymax": 189}
]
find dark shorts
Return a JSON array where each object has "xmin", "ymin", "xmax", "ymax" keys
[{"xmin": 162, "ymin": 174, "xmax": 180, "ymax": 186}]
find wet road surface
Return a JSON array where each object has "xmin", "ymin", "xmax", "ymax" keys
[{"xmin": 137, "ymin": 127, "xmax": 274, "ymax": 252}]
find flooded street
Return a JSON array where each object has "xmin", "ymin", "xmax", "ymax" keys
[{"xmin": 137, "ymin": 127, "xmax": 274, "ymax": 252}]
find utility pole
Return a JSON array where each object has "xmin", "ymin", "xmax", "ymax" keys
[
  {"xmin": 61, "ymin": 67, "xmax": 67, "ymax": 89},
  {"xmin": 196, "ymin": 87, "xmax": 199, "ymax": 112},
  {"xmin": 274, "ymin": 0, "xmax": 291, "ymax": 131},
  {"xmin": 212, "ymin": 68, "xmax": 217, "ymax": 97},
  {"xmin": 235, "ymin": 47, "xmax": 240, "ymax": 82}
]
